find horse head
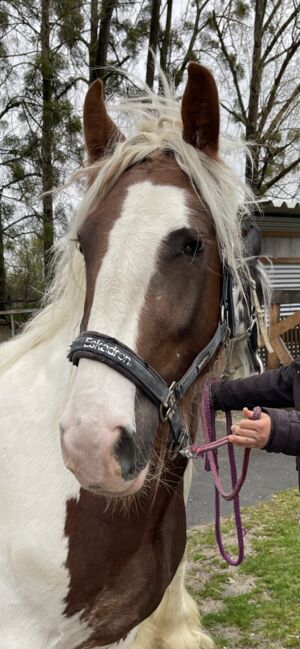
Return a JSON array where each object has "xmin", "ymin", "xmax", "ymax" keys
[{"xmin": 59, "ymin": 63, "xmax": 249, "ymax": 498}]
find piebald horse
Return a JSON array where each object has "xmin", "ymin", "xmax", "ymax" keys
[{"xmin": 1, "ymin": 63, "xmax": 260, "ymax": 649}]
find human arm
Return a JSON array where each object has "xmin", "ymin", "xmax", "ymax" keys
[{"xmin": 211, "ymin": 364, "xmax": 294, "ymax": 412}]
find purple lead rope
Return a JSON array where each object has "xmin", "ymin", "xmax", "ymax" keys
[{"xmin": 181, "ymin": 380, "xmax": 261, "ymax": 566}]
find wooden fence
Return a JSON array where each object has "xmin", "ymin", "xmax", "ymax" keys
[
  {"xmin": 0, "ymin": 303, "xmax": 37, "ymax": 340},
  {"xmin": 260, "ymin": 289, "xmax": 300, "ymax": 369}
]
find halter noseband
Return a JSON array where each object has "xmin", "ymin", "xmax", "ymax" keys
[{"xmin": 68, "ymin": 268, "xmax": 233, "ymax": 453}]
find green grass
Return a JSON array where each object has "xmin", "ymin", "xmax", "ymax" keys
[{"xmin": 186, "ymin": 489, "xmax": 300, "ymax": 648}]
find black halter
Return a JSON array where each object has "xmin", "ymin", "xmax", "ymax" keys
[{"xmin": 68, "ymin": 268, "xmax": 233, "ymax": 453}]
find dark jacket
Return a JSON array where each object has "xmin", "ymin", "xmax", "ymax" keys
[{"xmin": 212, "ymin": 358, "xmax": 300, "ymax": 456}]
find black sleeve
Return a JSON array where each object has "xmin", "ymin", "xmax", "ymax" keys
[
  {"xmin": 211, "ymin": 364, "xmax": 294, "ymax": 412},
  {"xmin": 263, "ymin": 408, "xmax": 300, "ymax": 455}
]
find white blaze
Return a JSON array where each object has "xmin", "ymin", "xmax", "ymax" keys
[{"xmin": 88, "ymin": 181, "xmax": 190, "ymax": 342}]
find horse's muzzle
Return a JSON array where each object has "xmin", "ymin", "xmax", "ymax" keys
[{"xmin": 59, "ymin": 418, "xmax": 149, "ymax": 496}]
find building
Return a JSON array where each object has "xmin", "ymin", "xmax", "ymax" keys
[{"xmin": 257, "ymin": 199, "xmax": 300, "ymax": 363}]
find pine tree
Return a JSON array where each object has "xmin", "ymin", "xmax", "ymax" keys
[{"xmin": 0, "ymin": 0, "xmax": 83, "ymax": 295}]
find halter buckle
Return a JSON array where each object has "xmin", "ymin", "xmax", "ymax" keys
[
  {"xmin": 159, "ymin": 381, "xmax": 177, "ymax": 422},
  {"xmin": 159, "ymin": 382, "xmax": 189, "ymax": 455}
]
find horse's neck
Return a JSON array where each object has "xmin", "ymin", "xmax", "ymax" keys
[
  {"xmin": 1, "ymin": 326, "xmax": 73, "ymax": 435},
  {"xmin": 0, "ymin": 324, "xmax": 80, "ymax": 542}
]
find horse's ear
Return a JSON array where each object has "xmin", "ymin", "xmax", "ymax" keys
[
  {"xmin": 83, "ymin": 79, "xmax": 124, "ymax": 162},
  {"xmin": 181, "ymin": 62, "xmax": 219, "ymax": 156}
]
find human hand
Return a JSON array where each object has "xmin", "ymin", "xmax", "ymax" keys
[{"xmin": 228, "ymin": 407, "xmax": 271, "ymax": 449}]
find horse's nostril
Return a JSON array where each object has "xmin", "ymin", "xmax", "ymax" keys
[{"xmin": 114, "ymin": 427, "xmax": 139, "ymax": 480}]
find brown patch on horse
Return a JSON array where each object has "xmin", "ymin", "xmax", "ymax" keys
[
  {"xmin": 64, "ymin": 456, "xmax": 187, "ymax": 648},
  {"xmin": 181, "ymin": 62, "xmax": 220, "ymax": 156},
  {"xmin": 84, "ymin": 79, "xmax": 124, "ymax": 163}
]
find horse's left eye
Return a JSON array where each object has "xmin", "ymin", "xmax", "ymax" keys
[{"xmin": 182, "ymin": 239, "xmax": 204, "ymax": 257}]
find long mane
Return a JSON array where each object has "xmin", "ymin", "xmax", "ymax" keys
[{"xmin": 0, "ymin": 79, "xmax": 255, "ymax": 373}]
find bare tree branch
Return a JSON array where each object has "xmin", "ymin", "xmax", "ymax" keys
[
  {"xmin": 220, "ymin": 101, "xmax": 246, "ymax": 125},
  {"xmin": 261, "ymin": 6, "xmax": 300, "ymax": 67},
  {"xmin": 0, "ymin": 98, "xmax": 23, "ymax": 120},
  {"xmin": 212, "ymin": 10, "xmax": 247, "ymax": 123},
  {"xmin": 259, "ymin": 40, "xmax": 300, "ymax": 133},
  {"xmin": 3, "ymin": 213, "xmax": 40, "ymax": 233},
  {"xmin": 263, "ymin": 0, "xmax": 282, "ymax": 32},
  {"xmin": 260, "ymin": 156, "xmax": 300, "ymax": 194},
  {"xmin": 263, "ymin": 83, "xmax": 300, "ymax": 142}
]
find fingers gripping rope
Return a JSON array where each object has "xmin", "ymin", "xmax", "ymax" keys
[{"xmin": 181, "ymin": 406, "xmax": 262, "ymax": 459}]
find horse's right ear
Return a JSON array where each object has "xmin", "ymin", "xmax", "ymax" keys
[{"xmin": 83, "ymin": 79, "xmax": 124, "ymax": 162}]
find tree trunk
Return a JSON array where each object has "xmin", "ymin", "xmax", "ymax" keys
[
  {"xmin": 94, "ymin": 0, "xmax": 117, "ymax": 89},
  {"xmin": 160, "ymin": 0, "xmax": 173, "ymax": 74},
  {"xmin": 89, "ymin": 0, "xmax": 99, "ymax": 83},
  {"xmin": 146, "ymin": 0, "xmax": 161, "ymax": 89},
  {"xmin": 245, "ymin": 0, "xmax": 266, "ymax": 189},
  {"xmin": 0, "ymin": 193, "xmax": 6, "ymax": 305},
  {"xmin": 41, "ymin": 0, "xmax": 54, "ymax": 281}
]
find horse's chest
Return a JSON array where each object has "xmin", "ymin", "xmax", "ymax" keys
[
  {"xmin": 1, "ymin": 449, "xmax": 186, "ymax": 649},
  {"xmin": 63, "ymin": 478, "xmax": 186, "ymax": 647},
  {"xmin": 0, "ymin": 506, "xmax": 135, "ymax": 649}
]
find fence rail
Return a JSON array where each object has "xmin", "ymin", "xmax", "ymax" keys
[
  {"xmin": 259, "ymin": 289, "xmax": 300, "ymax": 368},
  {"xmin": 0, "ymin": 308, "xmax": 36, "ymax": 337}
]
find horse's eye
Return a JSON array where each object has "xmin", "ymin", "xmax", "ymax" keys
[{"xmin": 182, "ymin": 239, "xmax": 204, "ymax": 257}]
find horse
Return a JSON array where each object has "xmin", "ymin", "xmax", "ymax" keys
[{"xmin": 1, "ymin": 62, "xmax": 265, "ymax": 649}]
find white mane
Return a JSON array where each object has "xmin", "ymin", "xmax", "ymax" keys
[{"xmin": 0, "ymin": 80, "xmax": 256, "ymax": 373}]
